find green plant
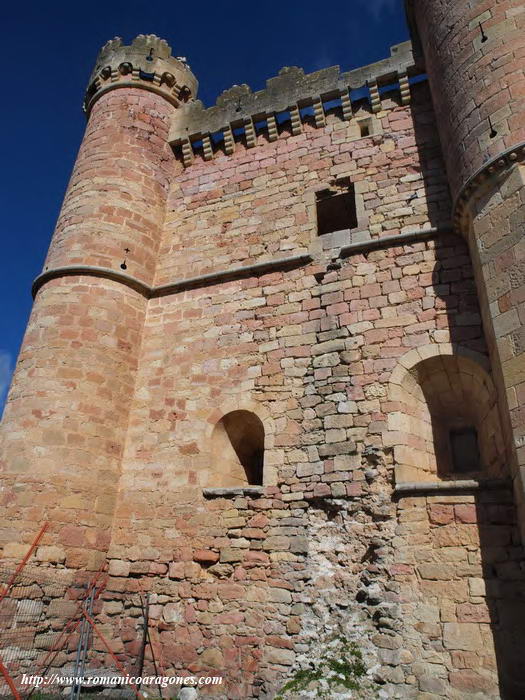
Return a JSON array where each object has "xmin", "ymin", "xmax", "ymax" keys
[{"xmin": 275, "ymin": 636, "xmax": 377, "ymax": 699}]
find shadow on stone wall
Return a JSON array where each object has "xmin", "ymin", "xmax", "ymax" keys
[
  {"xmin": 407, "ymin": 94, "xmax": 525, "ymax": 699},
  {"xmin": 475, "ymin": 489, "xmax": 525, "ymax": 700},
  {"xmin": 431, "ymin": 233, "xmax": 525, "ymax": 700}
]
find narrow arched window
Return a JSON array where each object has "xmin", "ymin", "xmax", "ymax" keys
[
  {"xmin": 211, "ymin": 410, "xmax": 265, "ymax": 486},
  {"xmin": 389, "ymin": 352, "xmax": 504, "ymax": 483}
]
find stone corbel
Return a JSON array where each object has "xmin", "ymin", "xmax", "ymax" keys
[
  {"xmin": 313, "ymin": 98, "xmax": 326, "ymax": 128},
  {"xmin": 181, "ymin": 138, "xmax": 194, "ymax": 167},
  {"xmin": 267, "ymin": 113, "xmax": 278, "ymax": 142},
  {"xmin": 398, "ymin": 71, "xmax": 410, "ymax": 105},
  {"xmin": 244, "ymin": 117, "xmax": 256, "ymax": 148},
  {"xmin": 340, "ymin": 90, "xmax": 353, "ymax": 121},
  {"xmin": 290, "ymin": 104, "xmax": 302, "ymax": 135},
  {"xmin": 202, "ymin": 135, "xmax": 213, "ymax": 161},
  {"xmin": 223, "ymin": 125, "xmax": 235, "ymax": 155},
  {"xmin": 368, "ymin": 79, "xmax": 381, "ymax": 113}
]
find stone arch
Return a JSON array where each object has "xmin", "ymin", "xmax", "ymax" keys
[
  {"xmin": 211, "ymin": 411, "xmax": 264, "ymax": 486},
  {"xmin": 387, "ymin": 344, "xmax": 505, "ymax": 483},
  {"xmin": 204, "ymin": 399, "xmax": 276, "ymax": 487}
]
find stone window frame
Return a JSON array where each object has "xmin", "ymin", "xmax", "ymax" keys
[
  {"xmin": 387, "ymin": 343, "xmax": 506, "ymax": 486},
  {"xmin": 306, "ymin": 175, "xmax": 369, "ymax": 254},
  {"xmin": 202, "ymin": 399, "xmax": 277, "ymax": 494},
  {"xmin": 211, "ymin": 409, "xmax": 265, "ymax": 486}
]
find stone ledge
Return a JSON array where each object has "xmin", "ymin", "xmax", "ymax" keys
[
  {"xmin": 394, "ymin": 478, "xmax": 511, "ymax": 497},
  {"xmin": 32, "ymin": 254, "xmax": 312, "ymax": 300},
  {"xmin": 31, "ymin": 264, "xmax": 151, "ymax": 299},
  {"xmin": 32, "ymin": 228, "xmax": 456, "ymax": 300},
  {"xmin": 339, "ymin": 226, "xmax": 451, "ymax": 258},
  {"xmin": 151, "ymin": 253, "xmax": 312, "ymax": 297},
  {"xmin": 32, "ymin": 227, "xmax": 455, "ymax": 301},
  {"xmin": 203, "ymin": 487, "xmax": 265, "ymax": 498}
]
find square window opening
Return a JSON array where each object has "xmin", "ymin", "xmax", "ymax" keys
[
  {"xmin": 450, "ymin": 427, "xmax": 480, "ymax": 473},
  {"xmin": 316, "ymin": 185, "xmax": 358, "ymax": 236},
  {"xmin": 359, "ymin": 120, "xmax": 370, "ymax": 137}
]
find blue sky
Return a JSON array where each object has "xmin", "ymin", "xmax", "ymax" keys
[{"xmin": 0, "ymin": 0, "xmax": 408, "ymax": 412}]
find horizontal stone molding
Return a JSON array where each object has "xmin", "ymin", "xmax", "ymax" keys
[
  {"xmin": 169, "ymin": 42, "xmax": 419, "ymax": 166},
  {"xmin": 31, "ymin": 254, "xmax": 313, "ymax": 300},
  {"xmin": 453, "ymin": 141, "xmax": 525, "ymax": 234},
  {"xmin": 87, "ymin": 81, "xmax": 186, "ymax": 113},
  {"xmin": 339, "ymin": 226, "xmax": 452, "ymax": 258},
  {"xmin": 203, "ymin": 487, "xmax": 265, "ymax": 498},
  {"xmin": 150, "ymin": 254, "xmax": 313, "ymax": 297},
  {"xmin": 394, "ymin": 478, "xmax": 511, "ymax": 497},
  {"xmin": 31, "ymin": 265, "xmax": 150, "ymax": 299},
  {"xmin": 32, "ymin": 228, "xmax": 459, "ymax": 300}
]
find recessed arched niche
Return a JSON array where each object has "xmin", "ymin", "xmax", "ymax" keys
[
  {"xmin": 209, "ymin": 410, "xmax": 265, "ymax": 487},
  {"xmin": 388, "ymin": 346, "xmax": 506, "ymax": 483}
]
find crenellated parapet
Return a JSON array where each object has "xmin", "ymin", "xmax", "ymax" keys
[
  {"xmin": 170, "ymin": 41, "xmax": 418, "ymax": 166},
  {"xmin": 83, "ymin": 34, "xmax": 199, "ymax": 114}
]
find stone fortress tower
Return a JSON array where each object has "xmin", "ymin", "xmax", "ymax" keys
[{"xmin": 0, "ymin": 0, "xmax": 524, "ymax": 697}]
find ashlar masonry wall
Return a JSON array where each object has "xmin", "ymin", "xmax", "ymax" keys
[
  {"xmin": 2, "ymin": 35, "xmax": 525, "ymax": 699},
  {"xmin": 96, "ymin": 82, "xmax": 525, "ymax": 698},
  {"xmin": 156, "ymin": 85, "xmax": 449, "ymax": 284}
]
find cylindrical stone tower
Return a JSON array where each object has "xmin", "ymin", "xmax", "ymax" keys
[
  {"xmin": 0, "ymin": 35, "xmax": 197, "ymax": 569},
  {"xmin": 407, "ymin": 0, "xmax": 525, "ymax": 535}
]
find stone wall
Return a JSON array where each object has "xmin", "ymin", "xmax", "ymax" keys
[
  {"xmin": 409, "ymin": 0, "xmax": 525, "ymax": 546},
  {"xmin": 101, "ymin": 218, "xmax": 519, "ymax": 696},
  {"xmin": 409, "ymin": 0, "xmax": 525, "ymax": 199},
  {"xmin": 2, "ymin": 37, "xmax": 525, "ymax": 700},
  {"xmin": 392, "ymin": 486, "xmax": 525, "ymax": 699},
  {"xmin": 102, "ymin": 76, "xmax": 523, "ymax": 697},
  {"xmin": 0, "ymin": 87, "xmax": 176, "ymax": 566},
  {"xmin": 156, "ymin": 83, "xmax": 450, "ymax": 285},
  {"xmin": 466, "ymin": 165, "xmax": 525, "ymax": 532}
]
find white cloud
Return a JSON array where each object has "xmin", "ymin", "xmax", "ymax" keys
[{"xmin": 357, "ymin": 0, "xmax": 397, "ymax": 21}]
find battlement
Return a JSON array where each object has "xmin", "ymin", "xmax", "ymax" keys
[
  {"xmin": 83, "ymin": 34, "xmax": 198, "ymax": 114},
  {"xmin": 169, "ymin": 41, "xmax": 417, "ymax": 165}
]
